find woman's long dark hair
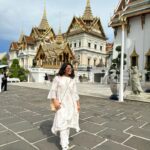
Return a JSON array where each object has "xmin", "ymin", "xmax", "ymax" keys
[{"xmin": 57, "ymin": 63, "xmax": 75, "ymax": 79}]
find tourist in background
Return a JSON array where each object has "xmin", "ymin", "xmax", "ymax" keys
[
  {"xmin": 1, "ymin": 72, "xmax": 8, "ymax": 91},
  {"xmin": 0, "ymin": 73, "xmax": 4, "ymax": 93},
  {"xmin": 48, "ymin": 63, "xmax": 80, "ymax": 150}
]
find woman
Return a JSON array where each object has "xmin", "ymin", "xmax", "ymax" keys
[{"xmin": 48, "ymin": 63, "xmax": 80, "ymax": 150}]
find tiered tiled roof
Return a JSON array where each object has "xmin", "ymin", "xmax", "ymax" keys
[
  {"xmin": 38, "ymin": 4, "xmax": 50, "ymax": 30},
  {"xmin": 67, "ymin": 0, "xmax": 107, "ymax": 39},
  {"xmin": 109, "ymin": 0, "xmax": 150, "ymax": 27}
]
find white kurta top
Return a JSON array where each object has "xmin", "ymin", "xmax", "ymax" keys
[{"xmin": 48, "ymin": 76, "xmax": 80, "ymax": 135}]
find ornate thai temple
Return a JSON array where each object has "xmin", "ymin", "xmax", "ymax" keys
[
  {"xmin": 65, "ymin": 0, "xmax": 112, "ymax": 82},
  {"xmin": 9, "ymin": 0, "xmax": 112, "ymax": 82},
  {"xmin": 9, "ymin": 5, "xmax": 55, "ymax": 69},
  {"xmin": 109, "ymin": 0, "xmax": 150, "ymax": 81}
]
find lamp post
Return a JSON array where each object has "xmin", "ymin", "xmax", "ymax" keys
[{"xmin": 119, "ymin": 18, "xmax": 126, "ymax": 102}]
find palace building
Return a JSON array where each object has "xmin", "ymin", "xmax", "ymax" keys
[
  {"xmin": 109, "ymin": 0, "xmax": 150, "ymax": 81},
  {"xmin": 9, "ymin": 0, "xmax": 112, "ymax": 82}
]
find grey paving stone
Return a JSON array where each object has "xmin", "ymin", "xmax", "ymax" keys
[
  {"xmin": 0, "ymin": 117, "xmax": 24, "ymax": 125},
  {"xmin": 126, "ymin": 127, "xmax": 150, "ymax": 140},
  {"xmin": 122, "ymin": 118, "xmax": 146, "ymax": 128},
  {"xmin": 97, "ymin": 128, "xmax": 130, "ymax": 143},
  {"xmin": 79, "ymin": 112, "xmax": 93, "ymax": 120},
  {"xmin": 93, "ymin": 140, "xmax": 134, "ymax": 150},
  {"xmin": 22, "ymin": 115, "xmax": 50, "ymax": 124},
  {"xmin": 18, "ymin": 111, "xmax": 39, "ymax": 117},
  {"xmin": 34, "ymin": 136, "xmax": 61, "ymax": 150},
  {"xmin": 71, "ymin": 145, "xmax": 87, "ymax": 150},
  {"xmin": 142, "ymin": 123, "xmax": 150, "ymax": 130},
  {"xmin": 0, "ymin": 111, "xmax": 12, "ymax": 119},
  {"xmin": 0, "ymin": 140, "xmax": 37, "ymax": 150},
  {"xmin": 0, "ymin": 125, "xmax": 6, "ymax": 132},
  {"xmin": 80, "ymin": 122, "xmax": 106, "ymax": 134},
  {"xmin": 5, "ymin": 107, "xmax": 25, "ymax": 114},
  {"xmin": 19, "ymin": 128, "xmax": 53, "ymax": 143},
  {"xmin": 0, "ymin": 131, "xmax": 19, "ymax": 145},
  {"xmin": 85, "ymin": 116, "xmax": 107, "ymax": 125},
  {"xmin": 104, "ymin": 121, "xmax": 133, "ymax": 131},
  {"xmin": 124, "ymin": 136, "xmax": 150, "ymax": 150},
  {"xmin": 70, "ymin": 132, "xmax": 105, "ymax": 149},
  {"xmin": 6, "ymin": 121, "xmax": 35, "ymax": 133}
]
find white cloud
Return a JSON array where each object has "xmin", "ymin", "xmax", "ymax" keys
[{"xmin": 0, "ymin": 0, "xmax": 118, "ymax": 42}]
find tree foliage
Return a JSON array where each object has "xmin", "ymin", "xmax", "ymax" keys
[{"xmin": 8, "ymin": 59, "xmax": 29, "ymax": 81}]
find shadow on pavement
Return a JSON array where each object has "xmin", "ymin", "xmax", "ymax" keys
[{"xmin": 39, "ymin": 120, "xmax": 61, "ymax": 150}]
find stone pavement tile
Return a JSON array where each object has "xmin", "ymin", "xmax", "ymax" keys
[
  {"xmin": 0, "ymin": 125, "xmax": 6, "ymax": 132},
  {"xmin": 126, "ymin": 127, "xmax": 150, "ymax": 140},
  {"xmin": 70, "ymin": 132, "xmax": 105, "ymax": 149},
  {"xmin": 79, "ymin": 112, "xmax": 94, "ymax": 120},
  {"xmin": 142, "ymin": 123, "xmax": 150, "ymax": 130},
  {"xmin": 0, "ymin": 131, "xmax": 19, "ymax": 145},
  {"xmin": 80, "ymin": 122, "xmax": 106, "ymax": 134},
  {"xmin": 21, "ymin": 115, "xmax": 50, "ymax": 124},
  {"xmin": 124, "ymin": 136, "xmax": 150, "ymax": 150},
  {"xmin": 122, "ymin": 118, "xmax": 147, "ymax": 128},
  {"xmin": 97, "ymin": 128, "xmax": 130, "ymax": 143},
  {"xmin": 18, "ymin": 111, "xmax": 40, "ymax": 117},
  {"xmin": 34, "ymin": 136, "xmax": 61, "ymax": 150},
  {"xmin": 19, "ymin": 128, "xmax": 53, "ymax": 143},
  {"xmin": 0, "ymin": 110, "xmax": 12, "ymax": 119},
  {"xmin": 0, "ymin": 117, "xmax": 24, "ymax": 126},
  {"xmin": 0, "ymin": 140, "xmax": 37, "ymax": 150},
  {"xmin": 5, "ymin": 107, "xmax": 26, "ymax": 114},
  {"xmin": 6, "ymin": 121, "xmax": 35, "ymax": 133},
  {"xmin": 71, "ymin": 145, "xmax": 87, "ymax": 150},
  {"xmin": 35, "ymin": 109, "xmax": 52, "ymax": 116},
  {"xmin": 104, "ymin": 120, "xmax": 133, "ymax": 131},
  {"xmin": 85, "ymin": 116, "xmax": 107, "ymax": 125},
  {"xmin": 93, "ymin": 140, "xmax": 134, "ymax": 150}
]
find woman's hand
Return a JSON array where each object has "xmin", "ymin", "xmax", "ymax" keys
[{"xmin": 53, "ymin": 99, "xmax": 61, "ymax": 110}]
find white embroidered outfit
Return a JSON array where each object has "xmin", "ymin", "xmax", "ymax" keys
[{"xmin": 48, "ymin": 76, "xmax": 80, "ymax": 149}]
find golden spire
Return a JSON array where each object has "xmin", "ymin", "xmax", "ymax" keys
[
  {"xmin": 39, "ymin": 0, "xmax": 50, "ymax": 30},
  {"xmin": 56, "ymin": 25, "xmax": 64, "ymax": 44},
  {"xmin": 82, "ymin": 0, "xmax": 93, "ymax": 21}
]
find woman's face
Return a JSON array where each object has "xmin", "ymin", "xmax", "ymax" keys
[{"xmin": 65, "ymin": 65, "xmax": 72, "ymax": 76}]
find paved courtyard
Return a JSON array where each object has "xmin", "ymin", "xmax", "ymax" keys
[{"xmin": 0, "ymin": 85, "xmax": 150, "ymax": 150}]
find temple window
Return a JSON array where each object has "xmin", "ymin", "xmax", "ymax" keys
[
  {"xmin": 79, "ymin": 41, "xmax": 81, "ymax": 47},
  {"xmin": 88, "ymin": 58, "xmax": 90, "ymax": 66},
  {"xmin": 88, "ymin": 43, "xmax": 91, "ymax": 48},
  {"xmin": 100, "ymin": 46, "xmax": 103, "ymax": 51},
  {"xmin": 94, "ymin": 59, "xmax": 96, "ymax": 66},
  {"xmin": 130, "ymin": 48, "xmax": 139, "ymax": 67},
  {"xmin": 74, "ymin": 43, "xmax": 76, "ymax": 48},
  {"xmin": 94, "ymin": 44, "xmax": 97, "ymax": 50}
]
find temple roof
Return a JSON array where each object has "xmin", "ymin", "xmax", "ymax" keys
[
  {"xmin": 38, "ymin": 3, "xmax": 50, "ymax": 30},
  {"xmin": 109, "ymin": 0, "xmax": 150, "ymax": 27},
  {"xmin": 67, "ymin": 16, "xmax": 107, "ymax": 39},
  {"xmin": 82, "ymin": 0, "xmax": 93, "ymax": 21}
]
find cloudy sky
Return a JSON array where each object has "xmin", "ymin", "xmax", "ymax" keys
[{"xmin": 0, "ymin": 0, "xmax": 119, "ymax": 52}]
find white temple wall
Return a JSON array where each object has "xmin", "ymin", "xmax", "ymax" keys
[{"xmin": 113, "ymin": 14, "xmax": 150, "ymax": 75}]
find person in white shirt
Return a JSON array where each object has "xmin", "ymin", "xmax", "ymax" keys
[{"xmin": 48, "ymin": 63, "xmax": 80, "ymax": 150}]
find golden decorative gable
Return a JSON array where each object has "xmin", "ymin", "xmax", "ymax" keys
[{"xmin": 130, "ymin": 48, "xmax": 139, "ymax": 57}]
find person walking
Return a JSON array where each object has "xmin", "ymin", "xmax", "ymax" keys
[
  {"xmin": 0, "ymin": 73, "xmax": 4, "ymax": 93},
  {"xmin": 1, "ymin": 72, "xmax": 7, "ymax": 91},
  {"xmin": 48, "ymin": 63, "xmax": 80, "ymax": 150}
]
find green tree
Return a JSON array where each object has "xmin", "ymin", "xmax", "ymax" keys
[
  {"xmin": 1, "ymin": 56, "xmax": 8, "ymax": 65},
  {"xmin": 9, "ymin": 59, "xmax": 29, "ymax": 81}
]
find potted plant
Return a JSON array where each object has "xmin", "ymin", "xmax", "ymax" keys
[{"xmin": 108, "ymin": 45, "xmax": 127, "ymax": 100}]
